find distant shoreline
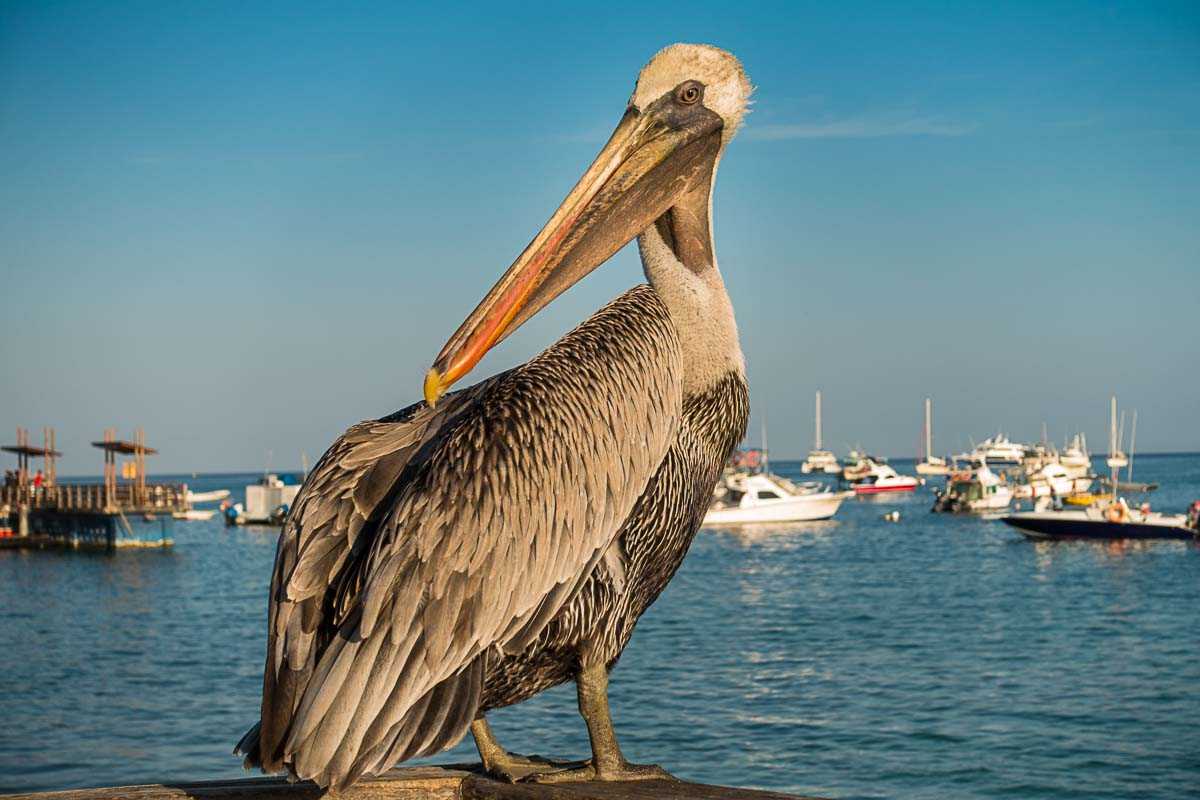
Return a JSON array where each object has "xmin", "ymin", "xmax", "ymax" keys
[{"xmin": 47, "ymin": 451, "xmax": 1200, "ymax": 481}]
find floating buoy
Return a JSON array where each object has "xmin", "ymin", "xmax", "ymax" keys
[{"xmin": 883, "ymin": 510, "xmax": 901, "ymax": 522}]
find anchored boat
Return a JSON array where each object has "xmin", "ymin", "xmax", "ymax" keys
[
  {"xmin": 800, "ymin": 390, "xmax": 840, "ymax": 475},
  {"xmin": 932, "ymin": 461, "xmax": 1013, "ymax": 513},
  {"xmin": 705, "ymin": 471, "xmax": 850, "ymax": 525},
  {"xmin": 1003, "ymin": 500, "xmax": 1197, "ymax": 541}
]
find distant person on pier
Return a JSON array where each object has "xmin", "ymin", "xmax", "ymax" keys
[{"xmin": 32, "ymin": 469, "xmax": 44, "ymax": 490}]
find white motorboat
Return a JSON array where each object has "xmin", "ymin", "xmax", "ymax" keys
[
  {"xmin": 844, "ymin": 459, "xmax": 919, "ymax": 495},
  {"xmin": 186, "ymin": 488, "xmax": 231, "ymax": 504},
  {"xmin": 916, "ymin": 397, "xmax": 950, "ymax": 476},
  {"xmin": 800, "ymin": 390, "xmax": 841, "ymax": 474},
  {"xmin": 933, "ymin": 461, "xmax": 1013, "ymax": 513},
  {"xmin": 705, "ymin": 471, "xmax": 850, "ymax": 525},
  {"xmin": 222, "ymin": 473, "xmax": 301, "ymax": 526},
  {"xmin": 173, "ymin": 508, "xmax": 217, "ymax": 521}
]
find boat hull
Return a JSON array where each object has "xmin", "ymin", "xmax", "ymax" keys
[
  {"xmin": 1003, "ymin": 512, "xmax": 1194, "ymax": 541},
  {"xmin": 704, "ymin": 493, "xmax": 848, "ymax": 525},
  {"xmin": 853, "ymin": 483, "xmax": 917, "ymax": 495}
]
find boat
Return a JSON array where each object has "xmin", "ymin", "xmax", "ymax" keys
[
  {"xmin": 932, "ymin": 461, "xmax": 1013, "ymax": 513},
  {"xmin": 186, "ymin": 488, "xmax": 231, "ymax": 504},
  {"xmin": 222, "ymin": 473, "xmax": 302, "ymax": 526},
  {"xmin": 1003, "ymin": 400, "xmax": 1197, "ymax": 541},
  {"xmin": 1105, "ymin": 395, "xmax": 1128, "ymax": 468},
  {"xmin": 957, "ymin": 433, "xmax": 1027, "ymax": 466},
  {"xmin": 705, "ymin": 471, "xmax": 850, "ymax": 525},
  {"xmin": 1003, "ymin": 500, "xmax": 1196, "ymax": 541},
  {"xmin": 1013, "ymin": 461, "xmax": 1093, "ymax": 499},
  {"xmin": 841, "ymin": 449, "xmax": 874, "ymax": 482},
  {"xmin": 1059, "ymin": 433, "xmax": 1091, "ymax": 472},
  {"xmin": 173, "ymin": 508, "xmax": 217, "ymax": 521},
  {"xmin": 843, "ymin": 458, "xmax": 919, "ymax": 495},
  {"xmin": 800, "ymin": 390, "xmax": 840, "ymax": 475},
  {"xmin": 915, "ymin": 397, "xmax": 950, "ymax": 476}
]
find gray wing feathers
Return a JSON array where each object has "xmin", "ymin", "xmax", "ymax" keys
[{"xmin": 245, "ymin": 286, "xmax": 681, "ymax": 788}]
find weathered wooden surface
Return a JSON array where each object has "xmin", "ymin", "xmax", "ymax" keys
[{"xmin": 0, "ymin": 765, "xmax": 818, "ymax": 800}]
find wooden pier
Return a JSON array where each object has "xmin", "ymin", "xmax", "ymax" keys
[
  {"xmin": 0, "ymin": 765, "xmax": 818, "ymax": 800},
  {"xmin": 1, "ymin": 426, "xmax": 187, "ymax": 549}
]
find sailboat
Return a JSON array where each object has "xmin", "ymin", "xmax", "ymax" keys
[
  {"xmin": 800, "ymin": 390, "xmax": 840, "ymax": 474},
  {"xmin": 1105, "ymin": 395, "xmax": 1128, "ymax": 469},
  {"xmin": 916, "ymin": 397, "xmax": 949, "ymax": 476}
]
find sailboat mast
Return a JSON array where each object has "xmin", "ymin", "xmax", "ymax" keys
[
  {"xmin": 924, "ymin": 397, "xmax": 933, "ymax": 462},
  {"xmin": 1109, "ymin": 396, "xmax": 1118, "ymax": 502},
  {"xmin": 1109, "ymin": 395, "xmax": 1117, "ymax": 456},
  {"xmin": 1128, "ymin": 409, "xmax": 1137, "ymax": 484},
  {"xmin": 814, "ymin": 390, "xmax": 822, "ymax": 451}
]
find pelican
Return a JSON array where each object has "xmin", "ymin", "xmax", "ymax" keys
[{"xmin": 237, "ymin": 43, "xmax": 752, "ymax": 789}]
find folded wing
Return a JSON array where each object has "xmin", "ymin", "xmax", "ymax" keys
[{"xmin": 238, "ymin": 286, "xmax": 681, "ymax": 788}]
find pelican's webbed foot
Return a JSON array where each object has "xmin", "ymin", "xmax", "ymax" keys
[
  {"xmin": 522, "ymin": 660, "xmax": 677, "ymax": 784},
  {"xmin": 525, "ymin": 759, "xmax": 674, "ymax": 784},
  {"xmin": 470, "ymin": 717, "xmax": 574, "ymax": 783}
]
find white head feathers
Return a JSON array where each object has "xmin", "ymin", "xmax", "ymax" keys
[{"xmin": 630, "ymin": 43, "xmax": 753, "ymax": 143}]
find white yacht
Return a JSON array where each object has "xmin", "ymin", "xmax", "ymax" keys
[
  {"xmin": 916, "ymin": 397, "xmax": 950, "ymax": 476},
  {"xmin": 705, "ymin": 471, "xmax": 850, "ymax": 525},
  {"xmin": 957, "ymin": 433, "xmax": 1027, "ymax": 466},
  {"xmin": 800, "ymin": 390, "xmax": 840, "ymax": 474},
  {"xmin": 933, "ymin": 461, "xmax": 1013, "ymax": 513}
]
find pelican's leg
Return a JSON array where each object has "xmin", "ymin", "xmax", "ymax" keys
[
  {"xmin": 527, "ymin": 662, "xmax": 675, "ymax": 784},
  {"xmin": 470, "ymin": 716, "xmax": 571, "ymax": 783}
]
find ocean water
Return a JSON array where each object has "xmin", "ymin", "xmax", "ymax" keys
[{"xmin": 1, "ymin": 455, "xmax": 1198, "ymax": 799}]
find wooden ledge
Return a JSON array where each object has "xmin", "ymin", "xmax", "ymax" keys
[{"xmin": 1, "ymin": 765, "xmax": 818, "ymax": 800}]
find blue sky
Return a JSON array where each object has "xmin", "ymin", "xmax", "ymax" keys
[{"xmin": 2, "ymin": 1, "xmax": 1198, "ymax": 473}]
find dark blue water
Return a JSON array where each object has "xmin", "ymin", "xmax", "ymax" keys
[{"xmin": 2, "ymin": 457, "xmax": 1198, "ymax": 798}]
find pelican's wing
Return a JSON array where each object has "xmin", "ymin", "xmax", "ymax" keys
[{"xmin": 240, "ymin": 286, "xmax": 681, "ymax": 788}]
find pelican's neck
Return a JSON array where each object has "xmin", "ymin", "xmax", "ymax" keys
[{"xmin": 638, "ymin": 223, "xmax": 744, "ymax": 398}]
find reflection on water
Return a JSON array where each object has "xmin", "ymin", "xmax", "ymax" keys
[
  {"xmin": 1, "ymin": 462, "xmax": 1199, "ymax": 799},
  {"xmin": 703, "ymin": 519, "xmax": 840, "ymax": 545}
]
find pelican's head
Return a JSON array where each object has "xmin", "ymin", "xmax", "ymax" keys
[
  {"xmin": 425, "ymin": 44, "xmax": 751, "ymax": 406},
  {"xmin": 630, "ymin": 43, "xmax": 752, "ymax": 146}
]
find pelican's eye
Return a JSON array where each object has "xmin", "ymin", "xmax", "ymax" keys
[{"xmin": 677, "ymin": 82, "xmax": 703, "ymax": 105}]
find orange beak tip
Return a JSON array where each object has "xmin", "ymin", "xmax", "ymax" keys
[{"xmin": 423, "ymin": 367, "xmax": 446, "ymax": 408}]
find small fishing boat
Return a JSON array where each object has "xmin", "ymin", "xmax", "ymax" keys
[
  {"xmin": 222, "ymin": 473, "xmax": 301, "ymax": 526},
  {"xmin": 844, "ymin": 459, "xmax": 919, "ymax": 495},
  {"xmin": 800, "ymin": 391, "xmax": 841, "ymax": 474},
  {"xmin": 705, "ymin": 471, "xmax": 850, "ymax": 525},
  {"xmin": 932, "ymin": 461, "xmax": 1013, "ymax": 513}
]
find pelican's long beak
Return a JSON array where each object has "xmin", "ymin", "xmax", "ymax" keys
[{"xmin": 423, "ymin": 100, "xmax": 723, "ymax": 406}]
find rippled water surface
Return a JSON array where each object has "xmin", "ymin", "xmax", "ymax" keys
[{"xmin": 2, "ymin": 456, "xmax": 1198, "ymax": 798}]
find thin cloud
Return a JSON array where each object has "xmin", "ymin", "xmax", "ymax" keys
[{"xmin": 747, "ymin": 115, "xmax": 977, "ymax": 141}]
